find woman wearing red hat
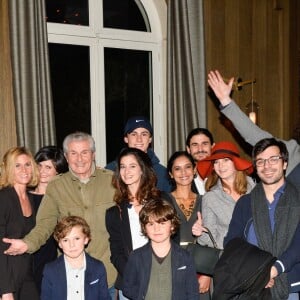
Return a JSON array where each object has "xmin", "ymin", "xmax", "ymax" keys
[{"xmin": 193, "ymin": 141, "xmax": 255, "ymax": 250}]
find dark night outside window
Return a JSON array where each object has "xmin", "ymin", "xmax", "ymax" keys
[
  {"xmin": 105, "ymin": 47, "xmax": 152, "ymax": 162},
  {"xmin": 48, "ymin": 43, "xmax": 91, "ymax": 148},
  {"xmin": 46, "ymin": 0, "xmax": 153, "ymax": 162},
  {"xmin": 45, "ymin": 0, "xmax": 89, "ymax": 25},
  {"xmin": 45, "ymin": 0, "xmax": 150, "ymax": 32},
  {"xmin": 103, "ymin": 0, "xmax": 149, "ymax": 31}
]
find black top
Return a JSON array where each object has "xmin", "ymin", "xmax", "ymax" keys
[
  {"xmin": 0, "ymin": 187, "xmax": 38, "ymax": 298},
  {"xmin": 31, "ymin": 193, "xmax": 58, "ymax": 293}
]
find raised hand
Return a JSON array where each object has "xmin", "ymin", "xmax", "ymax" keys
[
  {"xmin": 2, "ymin": 238, "xmax": 28, "ymax": 255},
  {"xmin": 207, "ymin": 70, "xmax": 234, "ymax": 106},
  {"xmin": 192, "ymin": 211, "xmax": 207, "ymax": 237}
]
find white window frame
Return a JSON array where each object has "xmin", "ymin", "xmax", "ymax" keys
[{"xmin": 47, "ymin": 0, "xmax": 167, "ymax": 166}]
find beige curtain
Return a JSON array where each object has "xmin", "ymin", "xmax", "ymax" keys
[
  {"xmin": 0, "ymin": 0, "xmax": 17, "ymax": 159},
  {"xmin": 167, "ymin": 0, "xmax": 206, "ymax": 156},
  {"xmin": 8, "ymin": 0, "xmax": 56, "ymax": 154}
]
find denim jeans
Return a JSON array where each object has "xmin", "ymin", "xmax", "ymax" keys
[
  {"xmin": 288, "ymin": 293, "xmax": 299, "ymax": 300},
  {"xmin": 108, "ymin": 286, "xmax": 117, "ymax": 300}
]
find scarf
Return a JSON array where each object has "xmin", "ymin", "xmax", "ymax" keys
[{"xmin": 251, "ymin": 181, "xmax": 300, "ymax": 300}]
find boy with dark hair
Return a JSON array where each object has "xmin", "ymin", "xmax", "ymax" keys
[
  {"xmin": 41, "ymin": 216, "xmax": 110, "ymax": 300},
  {"xmin": 122, "ymin": 199, "xmax": 199, "ymax": 300}
]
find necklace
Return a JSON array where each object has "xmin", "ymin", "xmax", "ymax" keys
[{"xmin": 173, "ymin": 192, "xmax": 196, "ymax": 219}]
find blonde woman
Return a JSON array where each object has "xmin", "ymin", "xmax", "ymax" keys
[{"xmin": 0, "ymin": 147, "xmax": 39, "ymax": 300}]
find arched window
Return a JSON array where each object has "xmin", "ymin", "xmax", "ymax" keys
[{"xmin": 46, "ymin": 0, "xmax": 167, "ymax": 165}]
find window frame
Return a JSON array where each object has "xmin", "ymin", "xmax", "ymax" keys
[{"xmin": 47, "ymin": 0, "xmax": 167, "ymax": 165}]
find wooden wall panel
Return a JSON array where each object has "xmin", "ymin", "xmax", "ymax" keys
[
  {"xmin": 0, "ymin": 0, "xmax": 17, "ymax": 160},
  {"xmin": 204, "ymin": 0, "xmax": 299, "ymax": 157}
]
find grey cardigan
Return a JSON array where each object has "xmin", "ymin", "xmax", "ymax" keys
[{"xmin": 197, "ymin": 177, "xmax": 255, "ymax": 249}]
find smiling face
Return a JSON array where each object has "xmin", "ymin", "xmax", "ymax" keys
[
  {"xmin": 65, "ymin": 140, "xmax": 95, "ymax": 179},
  {"xmin": 37, "ymin": 159, "xmax": 57, "ymax": 184},
  {"xmin": 213, "ymin": 157, "xmax": 237, "ymax": 181},
  {"xmin": 186, "ymin": 133, "xmax": 214, "ymax": 162},
  {"xmin": 58, "ymin": 226, "xmax": 89, "ymax": 262},
  {"xmin": 124, "ymin": 127, "xmax": 152, "ymax": 153},
  {"xmin": 119, "ymin": 154, "xmax": 143, "ymax": 188},
  {"xmin": 255, "ymin": 145, "xmax": 287, "ymax": 187},
  {"xmin": 169, "ymin": 155, "xmax": 195, "ymax": 187},
  {"xmin": 13, "ymin": 154, "xmax": 33, "ymax": 187}
]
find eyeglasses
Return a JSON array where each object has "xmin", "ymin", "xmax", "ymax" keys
[{"xmin": 255, "ymin": 155, "xmax": 283, "ymax": 167}]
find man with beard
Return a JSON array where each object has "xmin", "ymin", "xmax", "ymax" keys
[
  {"xmin": 186, "ymin": 128, "xmax": 215, "ymax": 195},
  {"xmin": 224, "ymin": 138, "xmax": 300, "ymax": 300},
  {"xmin": 186, "ymin": 128, "xmax": 215, "ymax": 299}
]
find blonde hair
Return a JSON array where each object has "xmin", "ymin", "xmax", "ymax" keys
[
  {"xmin": 205, "ymin": 169, "xmax": 248, "ymax": 195},
  {"xmin": 0, "ymin": 147, "xmax": 39, "ymax": 188}
]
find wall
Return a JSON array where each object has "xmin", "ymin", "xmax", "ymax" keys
[
  {"xmin": 1, "ymin": 0, "xmax": 299, "ymax": 160},
  {"xmin": 0, "ymin": 0, "xmax": 17, "ymax": 160},
  {"xmin": 204, "ymin": 0, "xmax": 299, "ymax": 157}
]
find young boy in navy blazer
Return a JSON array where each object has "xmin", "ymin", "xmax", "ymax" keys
[
  {"xmin": 41, "ymin": 216, "xmax": 110, "ymax": 300},
  {"xmin": 122, "ymin": 199, "xmax": 199, "ymax": 300}
]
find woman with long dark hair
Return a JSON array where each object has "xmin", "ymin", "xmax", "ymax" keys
[{"xmin": 105, "ymin": 147, "xmax": 160, "ymax": 300}]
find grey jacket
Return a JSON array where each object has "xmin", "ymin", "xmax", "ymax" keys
[{"xmin": 197, "ymin": 177, "xmax": 255, "ymax": 249}]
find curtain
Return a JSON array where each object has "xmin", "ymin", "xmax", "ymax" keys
[
  {"xmin": 8, "ymin": 0, "xmax": 56, "ymax": 154},
  {"xmin": 167, "ymin": 0, "xmax": 206, "ymax": 156},
  {"xmin": 0, "ymin": 0, "xmax": 17, "ymax": 159}
]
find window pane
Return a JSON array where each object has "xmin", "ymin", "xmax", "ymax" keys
[
  {"xmin": 49, "ymin": 44, "xmax": 91, "ymax": 147},
  {"xmin": 103, "ymin": 0, "xmax": 150, "ymax": 32},
  {"xmin": 45, "ymin": 0, "xmax": 89, "ymax": 26},
  {"xmin": 105, "ymin": 48, "xmax": 152, "ymax": 162}
]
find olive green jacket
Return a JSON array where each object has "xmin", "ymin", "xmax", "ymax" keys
[{"xmin": 24, "ymin": 168, "xmax": 117, "ymax": 287}]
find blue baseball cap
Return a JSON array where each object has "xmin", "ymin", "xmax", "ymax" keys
[{"xmin": 123, "ymin": 116, "xmax": 153, "ymax": 136}]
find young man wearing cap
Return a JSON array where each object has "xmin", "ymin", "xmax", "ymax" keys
[
  {"xmin": 186, "ymin": 128, "xmax": 215, "ymax": 195},
  {"xmin": 224, "ymin": 138, "xmax": 300, "ymax": 300},
  {"xmin": 105, "ymin": 116, "xmax": 172, "ymax": 192}
]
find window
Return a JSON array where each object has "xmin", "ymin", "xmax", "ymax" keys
[{"xmin": 46, "ymin": 0, "xmax": 167, "ymax": 165}]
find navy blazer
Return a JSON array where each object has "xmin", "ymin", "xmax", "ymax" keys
[
  {"xmin": 122, "ymin": 241, "xmax": 199, "ymax": 300},
  {"xmin": 41, "ymin": 253, "xmax": 110, "ymax": 300}
]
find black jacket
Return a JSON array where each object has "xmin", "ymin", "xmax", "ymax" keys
[{"xmin": 213, "ymin": 238, "xmax": 276, "ymax": 300}]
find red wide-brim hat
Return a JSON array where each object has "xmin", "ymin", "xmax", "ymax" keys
[{"xmin": 197, "ymin": 141, "xmax": 253, "ymax": 179}]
